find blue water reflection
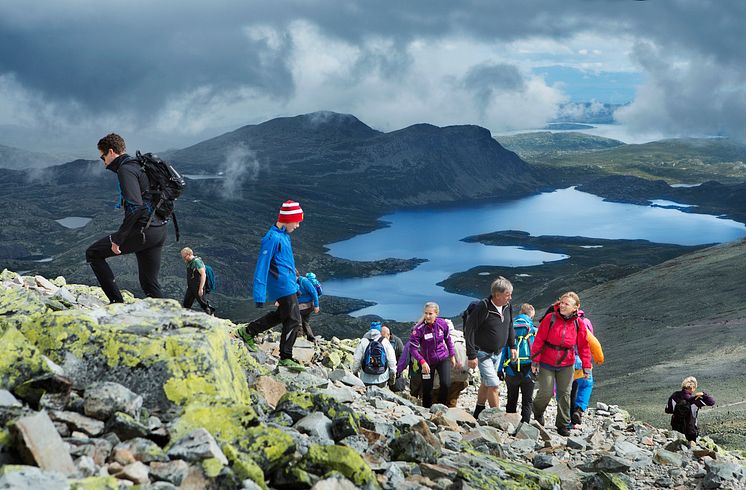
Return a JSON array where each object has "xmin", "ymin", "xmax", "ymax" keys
[{"xmin": 324, "ymin": 188, "xmax": 746, "ymax": 320}]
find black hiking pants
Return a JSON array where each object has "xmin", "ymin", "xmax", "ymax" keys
[
  {"xmin": 505, "ymin": 370, "xmax": 535, "ymax": 423},
  {"xmin": 245, "ymin": 293, "xmax": 301, "ymax": 360},
  {"xmin": 183, "ymin": 273, "xmax": 212, "ymax": 313},
  {"xmin": 422, "ymin": 359, "xmax": 451, "ymax": 408},
  {"xmin": 298, "ymin": 306, "xmax": 316, "ymax": 341},
  {"xmin": 85, "ymin": 225, "xmax": 166, "ymax": 303}
]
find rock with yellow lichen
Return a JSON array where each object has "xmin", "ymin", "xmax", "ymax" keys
[{"xmin": 1, "ymin": 270, "xmax": 261, "ymax": 416}]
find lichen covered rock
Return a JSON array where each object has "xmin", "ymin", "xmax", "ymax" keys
[
  {"xmin": 1, "ymin": 279, "xmax": 254, "ymax": 416},
  {"xmin": 301, "ymin": 444, "xmax": 378, "ymax": 489}
]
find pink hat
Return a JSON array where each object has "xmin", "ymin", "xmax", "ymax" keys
[{"xmin": 278, "ymin": 200, "xmax": 304, "ymax": 223}]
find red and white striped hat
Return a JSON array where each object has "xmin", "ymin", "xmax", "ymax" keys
[{"xmin": 278, "ymin": 200, "xmax": 304, "ymax": 223}]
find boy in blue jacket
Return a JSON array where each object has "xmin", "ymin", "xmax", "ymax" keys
[
  {"xmin": 498, "ymin": 303, "xmax": 537, "ymax": 423},
  {"xmin": 237, "ymin": 200, "xmax": 305, "ymax": 371}
]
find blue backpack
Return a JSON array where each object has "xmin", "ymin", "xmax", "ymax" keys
[
  {"xmin": 204, "ymin": 264, "xmax": 216, "ymax": 293},
  {"xmin": 306, "ymin": 272, "xmax": 322, "ymax": 296},
  {"xmin": 504, "ymin": 316, "xmax": 535, "ymax": 373},
  {"xmin": 362, "ymin": 338, "xmax": 387, "ymax": 375}
]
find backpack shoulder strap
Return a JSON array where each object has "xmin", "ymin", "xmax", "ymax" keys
[{"xmin": 481, "ymin": 298, "xmax": 490, "ymax": 324}]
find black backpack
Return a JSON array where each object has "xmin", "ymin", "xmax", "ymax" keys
[
  {"xmin": 461, "ymin": 298, "xmax": 489, "ymax": 327},
  {"xmin": 362, "ymin": 338, "xmax": 388, "ymax": 375},
  {"xmin": 136, "ymin": 151, "xmax": 186, "ymax": 241},
  {"xmin": 671, "ymin": 398, "xmax": 695, "ymax": 435}
]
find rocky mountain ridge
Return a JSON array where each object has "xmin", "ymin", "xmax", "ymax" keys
[{"xmin": 1, "ymin": 269, "xmax": 745, "ymax": 489}]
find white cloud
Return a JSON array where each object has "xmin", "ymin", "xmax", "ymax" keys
[{"xmin": 616, "ymin": 41, "xmax": 746, "ymax": 140}]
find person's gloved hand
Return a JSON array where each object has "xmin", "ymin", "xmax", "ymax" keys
[
  {"xmin": 255, "ymin": 302, "xmax": 264, "ymax": 308},
  {"xmin": 497, "ymin": 371, "xmax": 505, "ymax": 381}
]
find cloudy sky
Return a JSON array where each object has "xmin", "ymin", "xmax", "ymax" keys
[{"xmin": 1, "ymin": 0, "xmax": 744, "ymax": 157}]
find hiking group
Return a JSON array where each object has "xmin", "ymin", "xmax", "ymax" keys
[
  {"xmin": 87, "ymin": 133, "xmax": 320, "ymax": 371},
  {"xmin": 88, "ymin": 132, "xmax": 716, "ymax": 439}
]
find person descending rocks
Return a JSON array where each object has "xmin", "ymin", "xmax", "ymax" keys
[
  {"xmin": 665, "ymin": 376, "xmax": 716, "ymax": 443},
  {"xmin": 464, "ymin": 277, "xmax": 517, "ymax": 419},
  {"xmin": 498, "ymin": 303, "xmax": 537, "ymax": 423},
  {"xmin": 409, "ymin": 302, "xmax": 459, "ymax": 408},
  {"xmin": 352, "ymin": 321, "xmax": 397, "ymax": 387},
  {"xmin": 531, "ymin": 292, "xmax": 592, "ymax": 437},
  {"xmin": 180, "ymin": 247, "xmax": 215, "ymax": 315},
  {"xmin": 236, "ymin": 200, "xmax": 306, "ymax": 372}
]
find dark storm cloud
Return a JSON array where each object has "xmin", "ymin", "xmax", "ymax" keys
[
  {"xmin": 1, "ymin": 0, "xmax": 745, "ymax": 145},
  {"xmin": 0, "ymin": 4, "xmax": 295, "ymax": 116}
]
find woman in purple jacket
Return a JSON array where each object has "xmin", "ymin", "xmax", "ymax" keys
[{"xmin": 409, "ymin": 302, "xmax": 459, "ymax": 408}]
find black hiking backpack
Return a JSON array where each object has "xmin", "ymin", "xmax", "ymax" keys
[
  {"xmin": 461, "ymin": 298, "xmax": 489, "ymax": 327},
  {"xmin": 136, "ymin": 151, "xmax": 186, "ymax": 241},
  {"xmin": 671, "ymin": 398, "xmax": 695, "ymax": 435}
]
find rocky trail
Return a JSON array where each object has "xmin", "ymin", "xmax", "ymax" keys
[{"xmin": 0, "ymin": 270, "xmax": 744, "ymax": 489}]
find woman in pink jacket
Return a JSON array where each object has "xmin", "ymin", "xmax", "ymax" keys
[{"xmin": 531, "ymin": 292, "xmax": 592, "ymax": 436}]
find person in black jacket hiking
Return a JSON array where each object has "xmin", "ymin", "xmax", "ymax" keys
[
  {"xmin": 86, "ymin": 133, "xmax": 167, "ymax": 303},
  {"xmin": 465, "ymin": 276, "xmax": 518, "ymax": 419}
]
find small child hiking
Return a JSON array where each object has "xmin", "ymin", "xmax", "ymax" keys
[
  {"xmin": 498, "ymin": 303, "xmax": 537, "ymax": 423},
  {"xmin": 665, "ymin": 376, "xmax": 715, "ymax": 443}
]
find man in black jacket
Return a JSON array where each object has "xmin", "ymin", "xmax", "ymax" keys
[
  {"xmin": 85, "ymin": 133, "xmax": 167, "ymax": 303},
  {"xmin": 465, "ymin": 276, "xmax": 518, "ymax": 419}
]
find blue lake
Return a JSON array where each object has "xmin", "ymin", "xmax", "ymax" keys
[{"xmin": 323, "ymin": 187, "xmax": 746, "ymax": 321}]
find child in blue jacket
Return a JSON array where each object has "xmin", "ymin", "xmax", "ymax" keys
[
  {"xmin": 498, "ymin": 303, "xmax": 537, "ymax": 423},
  {"xmin": 237, "ymin": 201, "xmax": 305, "ymax": 371}
]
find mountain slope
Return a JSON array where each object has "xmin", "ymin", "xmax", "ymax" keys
[
  {"xmin": 533, "ymin": 138, "xmax": 746, "ymax": 184},
  {"xmin": 580, "ymin": 239, "xmax": 746, "ymax": 448},
  {"xmin": 0, "ymin": 143, "xmax": 59, "ymax": 170},
  {"xmin": 496, "ymin": 131, "xmax": 625, "ymax": 161}
]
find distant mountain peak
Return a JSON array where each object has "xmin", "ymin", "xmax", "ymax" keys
[{"xmin": 254, "ymin": 111, "xmax": 380, "ymax": 139}]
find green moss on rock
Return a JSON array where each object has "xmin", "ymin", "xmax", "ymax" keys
[
  {"xmin": 223, "ymin": 444, "xmax": 267, "ymax": 490},
  {"xmin": 237, "ymin": 426, "xmax": 295, "ymax": 473},
  {"xmin": 17, "ymin": 310, "xmax": 95, "ymax": 362},
  {"xmin": 202, "ymin": 457, "xmax": 225, "ymax": 478},
  {"xmin": 0, "ymin": 326, "xmax": 48, "ymax": 389},
  {"xmin": 170, "ymin": 401, "xmax": 258, "ymax": 446},
  {"xmin": 0, "ymin": 286, "xmax": 48, "ymax": 332},
  {"xmin": 275, "ymin": 391, "xmax": 361, "ymax": 426},
  {"xmin": 302, "ymin": 444, "xmax": 378, "ymax": 488},
  {"xmin": 455, "ymin": 449, "xmax": 561, "ymax": 489},
  {"xmin": 70, "ymin": 476, "xmax": 120, "ymax": 489},
  {"xmin": 2, "ymin": 281, "xmax": 254, "ymax": 414}
]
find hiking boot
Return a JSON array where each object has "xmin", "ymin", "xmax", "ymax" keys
[
  {"xmin": 534, "ymin": 414, "xmax": 545, "ymax": 426},
  {"xmin": 206, "ymin": 306, "xmax": 217, "ymax": 316},
  {"xmin": 557, "ymin": 426, "xmax": 571, "ymax": 437},
  {"xmin": 571, "ymin": 408, "xmax": 583, "ymax": 425},
  {"xmin": 236, "ymin": 327, "xmax": 257, "ymax": 352},
  {"xmin": 278, "ymin": 358, "xmax": 305, "ymax": 372}
]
